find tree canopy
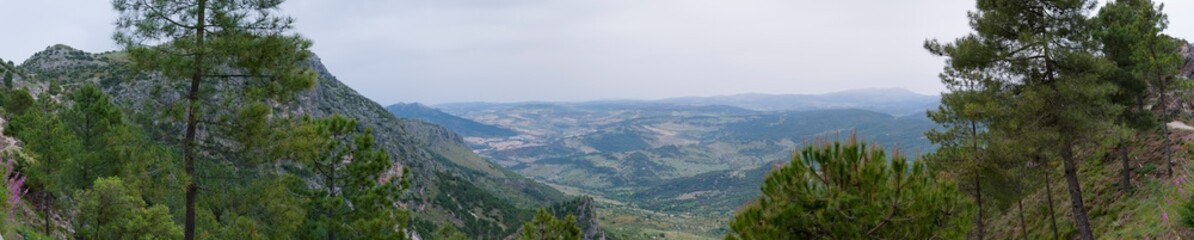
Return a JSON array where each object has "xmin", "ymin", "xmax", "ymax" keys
[{"xmin": 726, "ymin": 137, "xmax": 972, "ymax": 239}]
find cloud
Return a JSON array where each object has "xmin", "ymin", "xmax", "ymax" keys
[
  {"xmin": 2, "ymin": 0, "xmax": 1192, "ymax": 104},
  {"xmin": 281, "ymin": 0, "xmax": 981, "ymax": 104}
]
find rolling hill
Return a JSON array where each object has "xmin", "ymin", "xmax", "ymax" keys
[{"xmin": 400, "ymin": 99, "xmax": 939, "ymax": 237}]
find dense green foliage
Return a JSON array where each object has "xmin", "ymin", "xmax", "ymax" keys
[
  {"xmin": 74, "ymin": 177, "xmax": 182, "ymax": 239},
  {"xmin": 3, "ymin": 89, "xmax": 32, "ymax": 116},
  {"xmin": 725, "ymin": 138, "xmax": 971, "ymax": 239},
  {"xmin": 0, "ymin": 10, "xmax": 415, "ymax": 236},
  {"xmin": 519, "ymin": 208, "xmax": 581, "ymax": 240},
  {"xmin": 923, "ymin": 0, "xmax": 1191, "ymax": 239},
  {"xmin": 289, "ymin": 115, "xmax": 410, "ymax": 239},
  {"xmin": 112, "ymin": 0, "xmax": 319, "ymax": 238},
  {"xmin": 926, "ymin": 0, "xmax": 1124, "ymax": 239},
  {"xmin": 432, "ymin": 225, "xmax": 470, "ymax": 240},
  {"xmin": 0, "ymin": 83, "xmax": 411, "ymax": 239}
]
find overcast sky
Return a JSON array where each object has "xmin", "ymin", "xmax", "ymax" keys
[{"xmin": 1, "ymin": 1, "xmax": 1191, "ymax": 104}]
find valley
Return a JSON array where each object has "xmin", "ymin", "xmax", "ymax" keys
[{"xmin": 389, "ymin": 92, "xmax": 940, "ymax": 238}]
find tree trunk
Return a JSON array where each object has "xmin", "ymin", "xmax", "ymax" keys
[
  {"xmin": 1017, "ymin": 181, "xmax": 1027, "ymax": 240},
  {"xmin": 42, "ymin": 139, "xmax": 51, "ymax": 236},
  {"xmin": 971, "ymin": 122, "xmax": 984, "ymax": 240},
  {"xmin": 42, "ymin": 109, "xmax": 53, "ymax": 236},
  {"xmin": 1164, "ymin": 124, "xmax": 1173, "ymax": 178},
  {"xmin": 975, "ymin": 169, "xmax": 984, "ymax": 240},
  {"xmin": 43, "ymin": 192, "xmax": 50, "ymax": 235},
  {"xmin": 1156, "ymin": 42, "xmax": 1174, "ymax": 179},
  {"xmin": 1018, "ymin": 195, "xmax": 1027, "ymax": 240},
  {"xmin": 183, "ymin": 1, "xmax": 208, "ymax": 239},
  {"xmin": 327, "ymin": 164, "xmax": 336, "ymax": 240},
  {"xmin": 1043, "ymin": 158, "xmax": 1059, "ymax": 240},
  {"xmin": 1120, "ymin": 139, "xmax": 1131, "ymax": 193},
  {"xmin": 1061, "ymin": 142, "xmax": 1094, "ymax": 240}
]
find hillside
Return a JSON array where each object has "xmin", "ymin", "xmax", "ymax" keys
[
  {"xmin": 9, "ymin": 44, "xmax": 594, "ymax": 238},
  {"xmin": 387, "ymin": 102, "xmax": 518, "ymax": 138},
  {"xmin": 978, "ymin": 42, "xmax": 1194, "ymax": 239}
]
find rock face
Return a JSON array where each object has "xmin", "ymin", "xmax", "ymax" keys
[
  {"xmin": 21, "ymin": 44, "xmax": 108, "ymax": 72},
  {"xmin": 1181, "ymin": 43, "xmax": 1194, "ymax": 79},
  {"xmin": 571, "ymin": 197, "xmax": 606, "ymax": 240},
  {"xmin": 10, "ymin": 44, "xmax": 602, "ymax": 238},
  {"xmin": 520, "ymin": 196, "xmax": 604, "ymax": 240}
]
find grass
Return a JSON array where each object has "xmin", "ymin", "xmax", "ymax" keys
[
  {"xmin": 987, "ymin": 131, "xmax": 1194, "ymax": 239},
  {"xmin": 544, "ymin": 181, "xmax": 728, "ymax": 239},
  {"xmin": 597, "ymin": 204, "xmax": 725, "ymax": 240}
]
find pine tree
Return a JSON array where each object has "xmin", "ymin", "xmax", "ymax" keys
[
  {"xmin": 519, "ymin": 208, "xmax": 581, "ymax": 240},
  {"xmin": 47, "ymin": 80, "xmax": 60, "ymax": 96},
  {"xmin": 1094, "ymin": 0, "xmax": 1178, "ymax": 190},
  {"xmin": 925, "ymin": 1, "xmax": 1118, "ymax": 238},
  {"xmin": 6, "ymin": 92, "xmax": 81, "ymax": 236},
  {"xmin": 2, "ymin": 71, "xmax": 11, "ymax": 90},
  {"xmin": 290, "ymin": 115, "xmax": 408, "ymax": 239},
  {"xmin": 1115, "ymin": 1, "xmax": 1184, "ymax": 178},
  {"xmin": 62, "ymin": 84, "xmax": 125, "ymax": 190},
  {"xmin": 74, "ymin": 177, "xmax": 182, "ymax": 239},
  {"xmin": 3, "ymin": 89, "xmax": 33, "ymax": 115},
  {"xmin": 112, "ymin": 1, "xmax": 317, "ymax": 239},
  {"xmin": 725, "ymin": 137, "xmax": 971, "ymax": 239},
  {"xmin": 924, "ymin": 71, "xmax": 1005, "ymax": 238}
]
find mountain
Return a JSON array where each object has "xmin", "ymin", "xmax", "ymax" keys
[
  {"xmin": 387, "ymin": 102, "xmax": 518, "ymax": 138},
  {"xmin": 12, "ymin": 44, "xmax": 597, "ymax": 238},
  {"xmin": 657, "ymin": 88, "xmax": 940, "ymax": 116},
  {"xmin": 435, "ymin": 88, "xmax": 940, "ymax": 117}
]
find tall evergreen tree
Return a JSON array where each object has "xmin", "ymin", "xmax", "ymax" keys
[
  {"xmin": 6, "ymin": 92, "xmax": 80, "ymax": 236},
  {"xmin": 1094, "ymin": 0, "xmax": 1178, "ymax": 189},
  {"xmin": 1119, "ymin": 2, "xmax": 1184, "ymax": 178},
  {"xmin": 112, "ymin": 1, "xmax": 317, "ymax": 239},
  {"xmin": 926, "ymin": 1, "xmax": 1118, "ymax": 238},
  {"xmin": 62, "ymin": 84, "xmax": 125, "ymax": 190},
  {"xmin": 924, "ymin": 71, "xmax": 1004, "ymax": 238},
  {"xmin": 290, "ymin": 115, "xmax": 408, "ymax": 240},
  {"xmin": 725, "ymin": 137, "xmax": 971, "ymax": 239}
]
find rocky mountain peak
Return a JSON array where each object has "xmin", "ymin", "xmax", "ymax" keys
[{"xmin": 22, "ymin": 44, "xmax": 107, "ymax": 73}]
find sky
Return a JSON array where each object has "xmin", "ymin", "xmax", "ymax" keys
[{"xmin": 1, "ymin": 1, "xmax": 1191, "ymax": 105}]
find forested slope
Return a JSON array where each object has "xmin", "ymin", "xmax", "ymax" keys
[
  {"xmin": 5, "ymin": 44, "xmax": 595, "ymax": 238},
  {"xmin": 982, "ymin": 42, "xmax": 1194, "ymax": 239}
]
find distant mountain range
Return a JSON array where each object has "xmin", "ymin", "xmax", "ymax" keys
[
  {"xmin": 658, "ymin": 88, "xmax": 940, "ymax": 116},
  {"xmin": 387, "ymin": 102, "xmax": 518, "ymax": 138},
  {"xmin": 435, "ymin": 88, "xmax": 940, "ymax": 117}
]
